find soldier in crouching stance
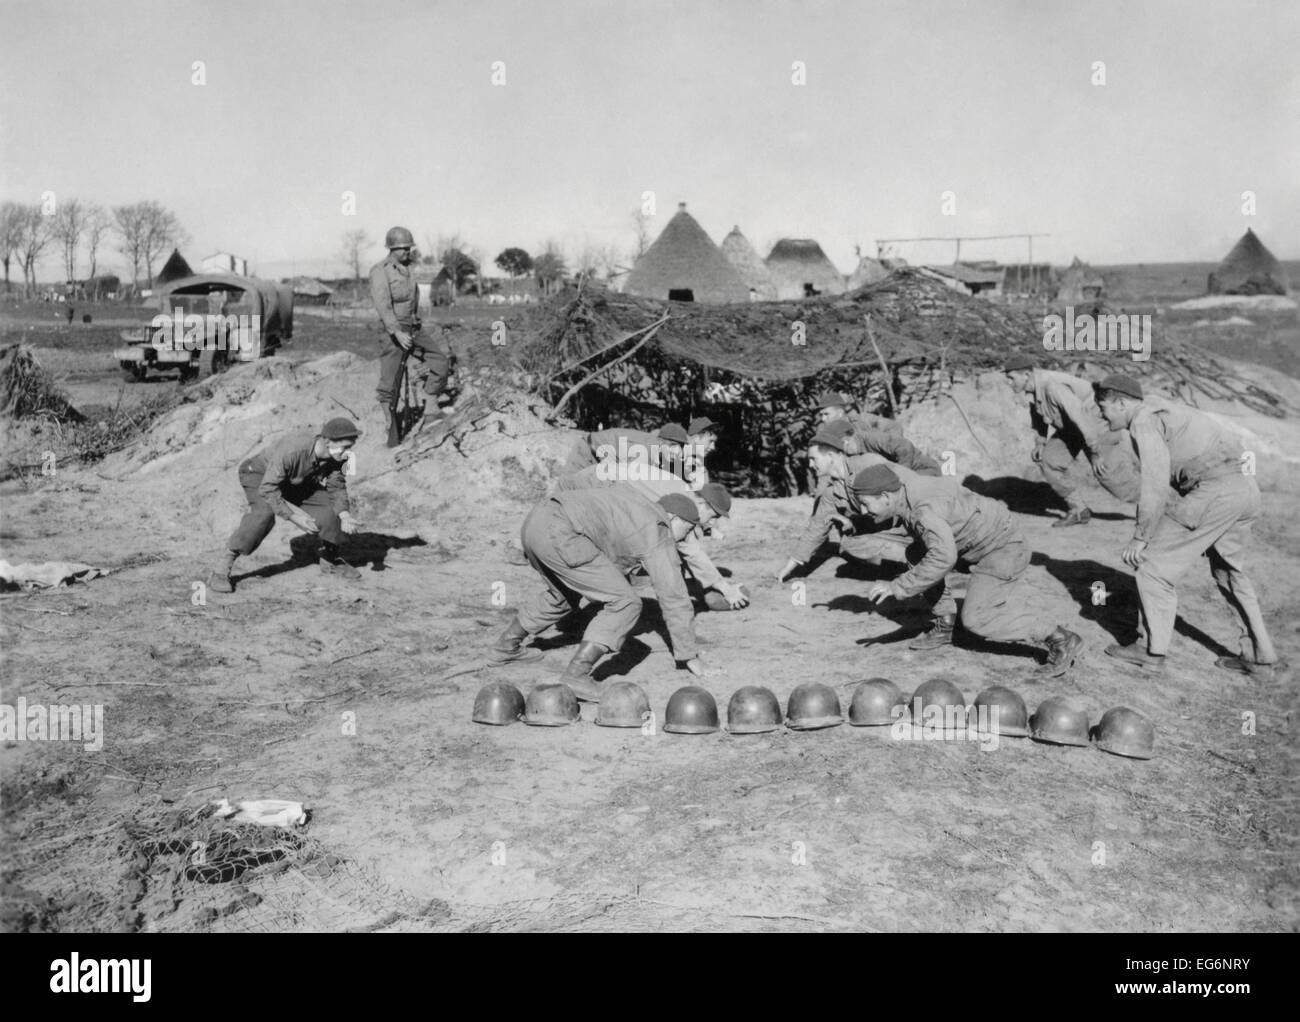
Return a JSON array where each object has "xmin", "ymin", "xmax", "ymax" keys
[
  {"xmin": 210, "ymin": 418, "xmax": 362, "ymax": 593},
  {"xmin": 852, "ymin": 464, "xmax": 1082, "ymax": 677}
]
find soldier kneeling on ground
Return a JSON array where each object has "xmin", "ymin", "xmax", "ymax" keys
[{"xmin": 210, "ymin": 418, "xmax": 362, "ymax": 593}]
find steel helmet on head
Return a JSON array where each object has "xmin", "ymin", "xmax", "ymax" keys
[
  {"xmin": 1092, "ymin": 706, "xmax": 1155, "ymax": 759},
  {"xmin": 664, "ymin": 686, "xmax": 719, "ymax": 734},
  {"xmin": 786, "ymin": 682, "xmax": 843, "ymax": 730},
  {"xmin": 972, "ymin": 685, "xmax": 1029, "ymax": 737},
  {"xmin": 726, "ymin": 686, "xmax": 782, "ymax": 734},
  {"xmin": 385, "ymin": 225, "xmax": 415, "ymax": 250},
  {"xmin": 472, "ymin": 681, "xmax": 525, "ymax": 726},
  {"xmin": 1029, "ymin": 696, "xmax": 1090, "ymax": 747},
  {"xmin": 909, "ymin": 677, "xmax": 968, "ymax": 731},
  {"xmin": 595, "ymin": 681, "xmax": 652, "ymax": 728},
  {"xmin": 849, "ymin": 677, "xmax": 906, "ymax": 726},
  {"xmin": 524, "ymin": 683, "xmax": 580, "ymax": 726}
]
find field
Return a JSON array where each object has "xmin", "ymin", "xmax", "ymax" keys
[{"xmin": 1, "ymin": 266, "xmax": 1297, "ymax": 933}]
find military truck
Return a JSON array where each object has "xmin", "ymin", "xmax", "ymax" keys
[{"xmin": 114, "ymin": 272, "xmax": 294, "ymax": 382}]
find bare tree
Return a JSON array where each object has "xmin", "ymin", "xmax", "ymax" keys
[
  {"xmin": 84, "ymin": 203, "xmax": 110, "ymax": 286},
  {"xmin": 140, "ymin": 202, "xmax": 186, "ymax": 284},
  {"xmin": 16, "ymin": 205, "xmax": 54, "ymax": 298},
  {"xmin": 340, "ymin": 229, "xmax": 371, "ymax": 282},
  {"xmin": 0, "ymin": 201, "xmax": 22, "ymax": 293},
  {"xmin": 432, "ymin": 234, "xmax": 466, "ymax": 303},
  {"xmin": 114, "ymin": 203, "xmax": 149, "ymax": 287},
  {"xmin": 631, "ymin": 208, "xmax": 652, "ymax": 259},
  {"xmin": 52, "ymin": 198, "xmax": 88, "ymax": 284}
]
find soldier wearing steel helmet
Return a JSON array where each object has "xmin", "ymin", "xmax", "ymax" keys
[{"xmin": 369, "ymin": 226, "xmax": 453, "ymax": 447}]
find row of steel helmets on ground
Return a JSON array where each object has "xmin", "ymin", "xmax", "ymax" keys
[{"xmin": 472, "ymin": 677, "xmax": 1155, "ymax": 759}]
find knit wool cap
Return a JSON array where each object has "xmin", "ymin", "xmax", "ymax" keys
[
  {"xmin": 1003, "ymin": 354, "xmax": 1035, "ymax": 372},
  {"xmin": 698, "ymin": 482, "xmax": 731, "ymax": 516},
  {"xmin": 687, "ymin": 416, "xmax": 718, "ymax": 436},
  {"xmin": 851, "ymin": 464, "xmax": 904, "ymax": 496},
  {"xmin": 809, "ymin": 426, "xmax": 851, "ymax": 453},
  {"xmin": 321, "ymin": 417, "xmax": 361, "ymax": 440},
  {"xmin": 1096, "ymin": 374, "xmax": 1143, "ymax": 401},
  {"xmin": 816, "ymin": 391, "xmax": 847, "ymax": 409},
  {"xmin": 658, "ymin": 492, "xmax": 700, "ymax": 524},
  {"xmin": 658, "ymin": 423, "xmax": 690, "ymax": 445}
]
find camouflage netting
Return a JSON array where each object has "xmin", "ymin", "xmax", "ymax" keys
[
  {"xmin": 509, "ymin": 270, "xmax": 1297, "ymax": 495},
  {"xmin": 2, "ymin": 796, "xmax": 669, "ymax": 933}
]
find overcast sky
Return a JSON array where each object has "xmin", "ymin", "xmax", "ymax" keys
[{"xmin": 3, "ymin": 0, "xmax": 1297, "ymax": 280}]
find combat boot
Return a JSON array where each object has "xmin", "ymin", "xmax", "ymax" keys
[
  {"xmin": 1052, "ymin": 508, "xmax": 1092, "ymax": 528},
  {"xmin": 1104, "ymin": 641, "xmax": 1166, "ymax": 671},
  {"xmin": 209, "ymin": 551, "xmax": 238, "ymax": 594},
  {"xmin": 908, "ymin": 613, "xmax": 956, "ymax": 651},
  {"xmin": 488, "ymin": 616, "xmax": 544, "ymax": 665},
  {"xmin": 1039, "ymin": 626, "xmax": 1083, "ymax": 676},
  {"xmin": 561, "ymin": 641, "xmax": 609, "ymax": 702}
]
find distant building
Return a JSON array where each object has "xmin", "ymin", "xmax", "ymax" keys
[
  {"xmin": 765, "ymin": 239, "xmax": 846, "ymax": 299},
  {"xmin": 201, "ymin": 252, "xmax": 249, "ymax": 277},
  {"xmin": 155, "ymin": 249, "xmax": 194, "ymax": 286},
  {"xmin": 1208, "ymin": 228, "xmax": 1289, "ymax": 296},
  {"xmin": 720, "ymin": 226, "xmax": 778, "ymax": 300},
  {"xmin": 624, "ymin": 203, "xmax": 749, "ymax": 304},
  {"xmin": 922, "ymin": 263, "xmax": 1005, "ymax": 297},
  {"xmin": 1055, "ymin": 257, "xmax": 1105, "ymax": 302},
  {"xmin": 291, "ymin": 277, "xmax": 333, "ymax": 304}
]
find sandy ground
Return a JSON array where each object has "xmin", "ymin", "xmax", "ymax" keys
[{"xmin": 1, "ymin": 462, "xmax": 1296, "ymax": 931}]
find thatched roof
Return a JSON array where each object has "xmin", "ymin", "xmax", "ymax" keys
[
  {"xmin": 624, "ymin": 204, "xmax": 749, "ymax": 304},
  {"xmin": 1056, "ymin": 256, "xmax": 1105, "ymax": 302},
  {"xmin": 155, "ymin": 249, "xmax": 193, "ymax": 286},
  {"xmin": 720, "ymin": 226, "xmax": 777, "ymax": 299},
  {"xmin": 765, "ymin": 239, "xmax": 846, "ymax": 299},
  {"xmin": 1208, "ymin": 228, "xmax": 1289, "ymax": 295},
  {"xmin": 846, "ymin": 255, "xmax": 890, "ymax": 290}
]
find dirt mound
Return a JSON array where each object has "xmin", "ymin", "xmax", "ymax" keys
[
  {"xmin": 97, "ymin": 353, "xmax": 573, "ymax": 552},
  {"xmin": 901, "ymin": 367, "xmax": 1300, "ymax": 496}
]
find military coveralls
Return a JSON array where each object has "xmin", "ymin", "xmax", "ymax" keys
[
  {"xmin": 794, "ymin": 453, "xmax": 926, "ymax": 567},
  {"xmin": 368, "ymin": 253, "xmax": 452, "ymax": 410},
  {"xmin": 889, "ymin": 476, "xmax": 1053, "ymax": 644},
  {"xmin": 1127, "ymin": 397, "xmax": 1275, "ymax": 661},
  {"xmin": 228, "ymin": 433, "xmax": 350, "ymax": 554},
  {"xmin": 1029, "ymin": 369, "xmax": 1141, "ymax": 506},
  {"xmin": 553, "ymin": 464, "xmax": 730, "ymax": 601},
  {"xmin": 517, "ymin": 487, "xmax": 699, "ymax": 660},
  {"xmin": 841, "ymin": 423, "xmax": 943, "ymax": 476}
]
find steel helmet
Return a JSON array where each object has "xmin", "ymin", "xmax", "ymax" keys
[
  {"xmin": 786, "ymin": 682, "xmax": 843, "ymax": 730},
  {"xmin": 726, "ymin": 686, "xmax": 782, "ymax": 734},
  {"xmin": 663, "ymin": 686, "xmax": 719, "ymax": 734},
  {"xmin": 848, "ymin": 677, "xmax": 906, "ymax": 727},
  {"xmin": 1029, "ymin": 697, "xmax": 1090, "ymax": 747},
  {"xmin": 385, "ymin": 225, "xmax": 415, "ymax": 250},
  {"xmin": 972, "ymin": 685, "xmax": 1029, "ymax": 737},
  {"xmin": 595, "ymin": 681, "xmax": 652, "ymax": 728},
  {"xmin": 909, "ymin": 677, "xmax": 968, "ymax": 731},
  {"xmin": 523, "ymin": 683, "xmax": 580, "ymax": 727},
  {"xmin": 472, "ymin": 681, "xmax": 525, "ymax": 726},
  {"xmin": 1092, "ymin": 706, "xmax": 1155, "ymax": 759}
]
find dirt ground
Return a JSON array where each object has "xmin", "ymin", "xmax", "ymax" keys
[
  {"xmin": 1, "ymin": 292, "xmax": 1297, "ymax": 933},
  {"xmin": 1, "ymin": 449, "xmax": 1297, "ymax": 931}
]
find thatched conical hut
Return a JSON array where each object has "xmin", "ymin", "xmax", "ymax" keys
[
  {"xmin": 624, "ymin": 203, "xmax": 749, "ymax": 304},
  {"xmin": 1208, "ymin": 228, "xmax": 1289, "ymax": 295},
  {"xmin": 720, "ymin": 226, "xmax": 778, "ymax": 300},
  {"xmin": 765, "ymin": 239, "xmax": 846, "ymax": 299}
]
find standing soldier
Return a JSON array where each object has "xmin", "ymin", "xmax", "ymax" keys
[
  {"xmin": 1095, "ymin": 374, "xmax": 1280, "ymax": 676},
  {"xmin": 370, "ymin": 226, "xmax": 453, "ymax": 448},
  {"xmin": 490, "ymin": 488, "xmax": 719, "ymax": 701},
  {"xmin": 852, "ymin": 464, "xmax": 1083, "ymax": 676},
  {"xmin": 1002, "ymin": 354, "xmax": 1141, "ymax": 526},
  {"xmin": 210, "ymin": 418, "xmax": 362, "ymax": 593}
]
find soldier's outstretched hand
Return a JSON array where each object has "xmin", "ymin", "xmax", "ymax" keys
[
  {"xmin": 1122, "ymin": 539, "xmax": 1147, "ymax": 568},
  {"xmin": 867, "ymin": 581, "xmax": 895, "ymax": 604}
]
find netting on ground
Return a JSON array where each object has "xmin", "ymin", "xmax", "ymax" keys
[{"xmin": 1, "ymin": 799, "xmax": 735, "ymax": 933}]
